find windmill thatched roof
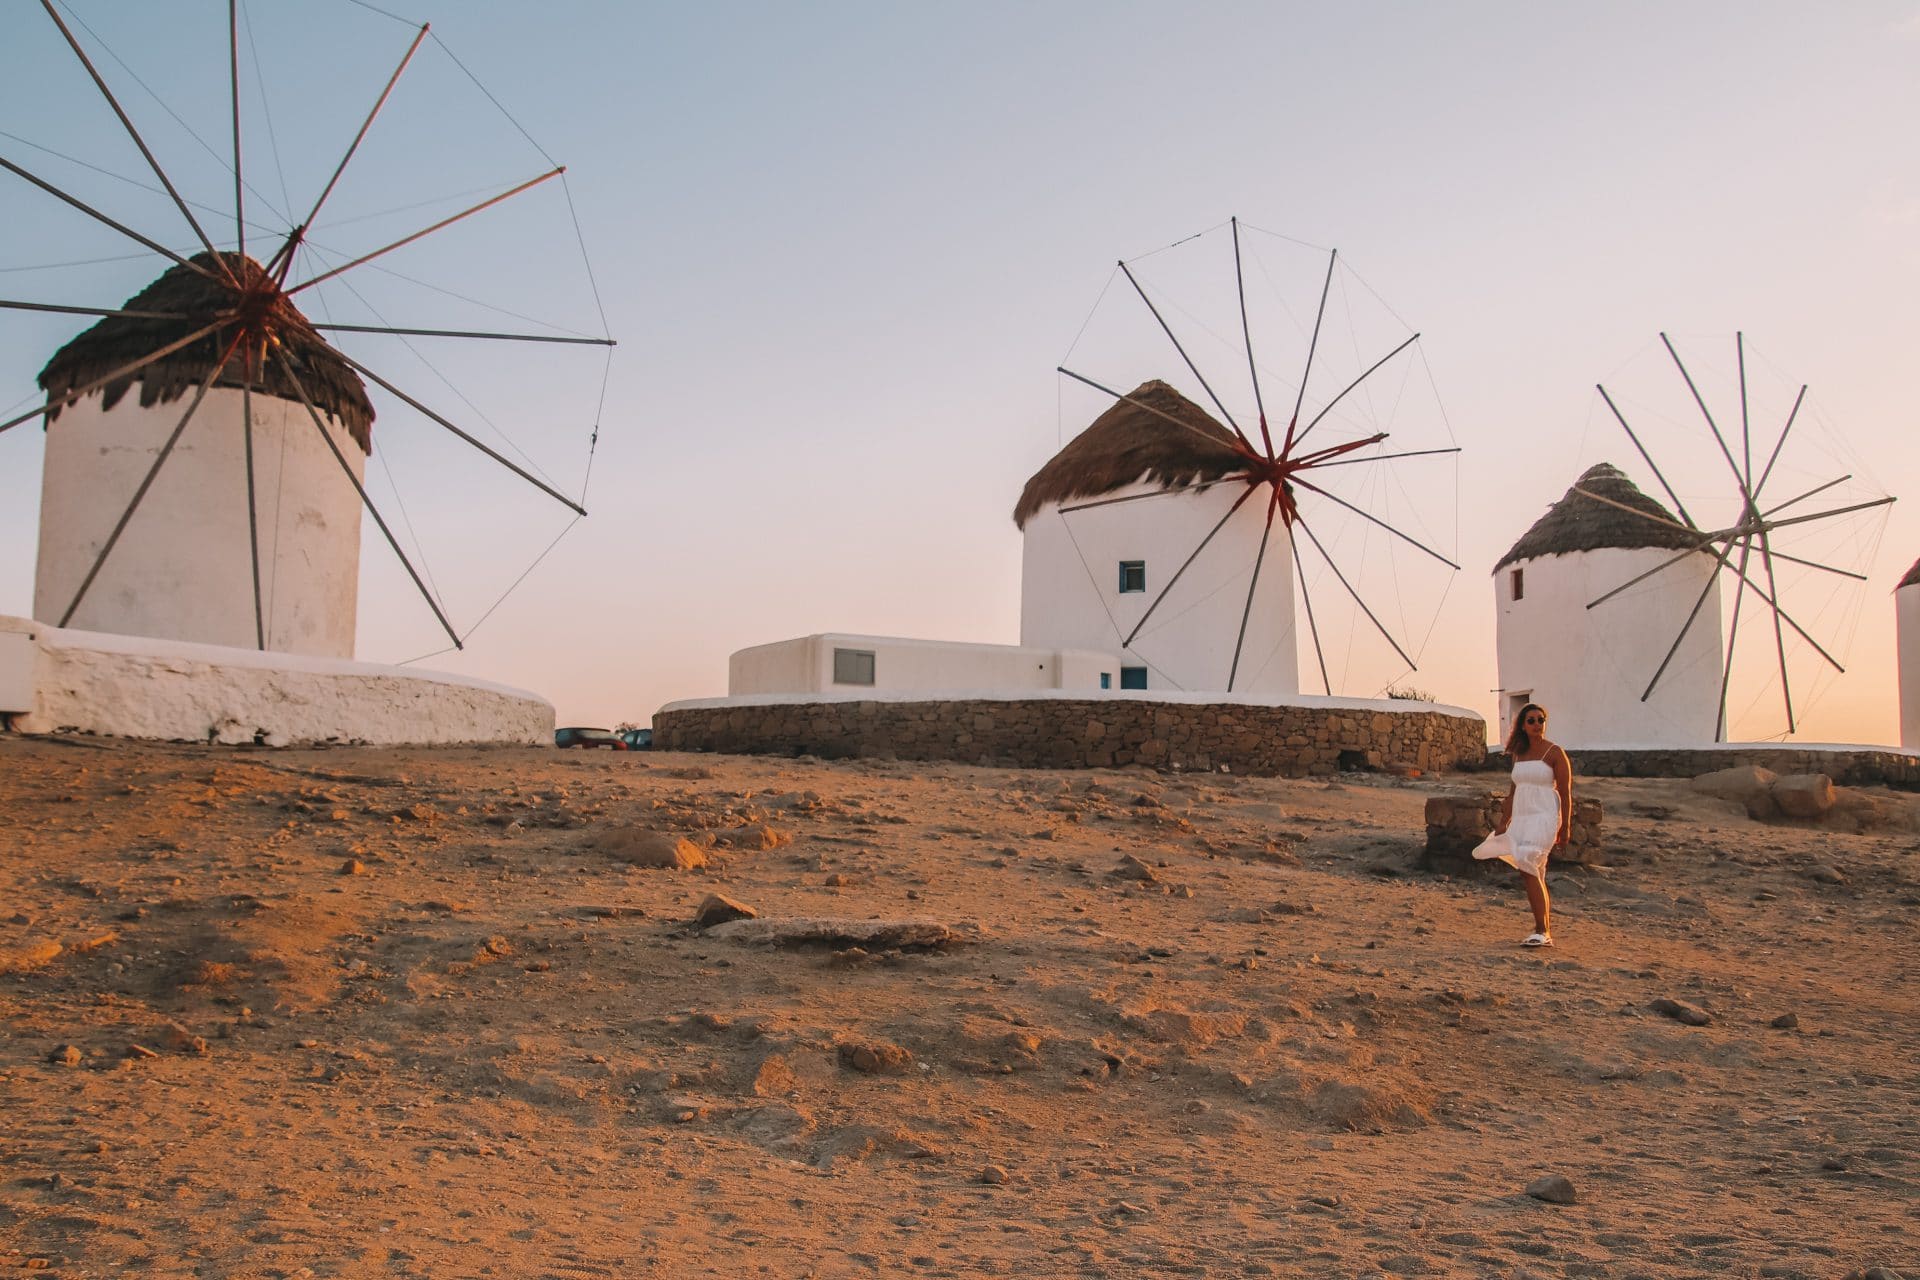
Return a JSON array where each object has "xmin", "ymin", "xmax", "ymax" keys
[
  {"xmin": 1899, "ymin": 558, "xmax": 1920, "ymax": 590},
  {"xmin": 1013, "ymin": 380, "xmax": 1246, "ymax": 529},
  {"xmin": 1495, "ymin": 462, "xmax": 1700, "ymax": 571},
  {"xmin": 37, "ymin": 252, "xmax": 375, "ymax": 453}
]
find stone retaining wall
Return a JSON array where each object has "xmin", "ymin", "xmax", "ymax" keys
[
  {"xmin": 1486, "ymin": 747, "xmax": 1920, "ymax": 791},
  {"xmin": 1423, "ymin": 791, "xmax": 1604, "ymax": 874},
  {"xmin": 652, "ymin": 698, "xmax": 1488, "ymax": 778}
]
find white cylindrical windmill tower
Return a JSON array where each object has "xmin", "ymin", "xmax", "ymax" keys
[
  {"xmin": 33, "ymin": 253, "xmax": 372, "ymax": 659},
  {"xmin": 1897, "ymin": 560, "xmax": 1920, "ymax": 749},
  {"xmin": 1016, "ymin": 380, "xmax": 1299, "ymax": 695},
  {"xmin": 1494, "ymin": 462, "xmax": 1724, "ymax": 747}
]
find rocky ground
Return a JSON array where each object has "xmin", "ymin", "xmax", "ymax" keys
[{"xmin": 1, "ymin": 735, "xmax": 1916, "ymax": 1279}]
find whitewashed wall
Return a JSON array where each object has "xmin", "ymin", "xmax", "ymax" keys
[
  {"xmin": 0, "ymin": 614, "xmax": 551, "ymax": 746},
  {"xmin": 35, "ymin": 386, "xmax": 364, "ymax": 659},
  {"xmin": 729, "ymin": 633, "xmax": 1120, "ymax": 696},
  {"xmin": 1020, "ymin": 480, "xmax": 1298, "ymax": 694},
  {"xmin": 1897, "ymin": 583, "xmax": 1920, "ymax": 749},
  {"xmin": 1495, "ymin": 546, "xmax": 1724, "ymax": 747}
]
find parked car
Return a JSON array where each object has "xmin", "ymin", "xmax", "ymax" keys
[
  {"xmin": 617, "ymin": 727, "xmax": 652, "ymax": 750},
  {"xmin": 554, "ymin": 726, "xmax": 626, "ymax": 750}
]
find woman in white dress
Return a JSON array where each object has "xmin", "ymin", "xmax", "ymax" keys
[{"xmin": 1473, "ymin": 702, "xmax": 1571, "ymax": 947}]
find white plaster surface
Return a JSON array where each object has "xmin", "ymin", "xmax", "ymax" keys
[
  {"xmin": 35, "ymin": 386, "xmax": 364, "ymax": 658},
  {"xmin": 729, "ymin": 633, "xmax": 1121, "ymax": 695},
  {"xmin": 0, "ymin": 615, "xmax": 551, "ymax": 746},
  {"xmin": 1900, "ymin": 584, "xmax": 1920, "ymax": 750},
  {"xmin": 1020, "ymin": 481, "xmax": 1298, "ymax": 694},
  {"xmin": 1495, "ymin": 546, "xmax": 1724, "ymax": 747}
]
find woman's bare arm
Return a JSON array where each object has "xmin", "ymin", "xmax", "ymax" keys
[{"xmin": 1549, "ymin": 745, "xmax": 1574, "ymax": 845}]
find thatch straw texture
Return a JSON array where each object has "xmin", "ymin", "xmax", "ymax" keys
[
  {"xmin": 1495, "ymin": 462, "xmax": 1701, "ymax": 570},
  {"xmin": 1013, "ymin": 380, "xmax": 1245, "ymax": 529},
  {"xmin": 37, "ymin": 252, "xmax": 374, "ymax": 453},
  {"xmin": 1900, "ymin": 558, "xmax": 1920, "ymax": 590}
]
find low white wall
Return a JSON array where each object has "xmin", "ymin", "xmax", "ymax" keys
[
  {"xmin": 0, "ymin": 614, "xmax": 552, "ymax": 746},
  {"xmin": 729, "ymin": 633, "xmax": 1121, "ymax": 696}
]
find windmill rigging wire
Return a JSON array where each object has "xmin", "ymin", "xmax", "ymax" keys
[
  {"xmin": 237, "ymin": 0, "xmax": 296, "ymax": 225},
  {"xmin": 297, "ymin": 239, "xmax": 569, "ymax": 492},
  {"xmin": 559, "ymin": 172, "xmax": 614, "ymax": 505},
  {"xmin": 1232, "ymin": 221, "xmax": 1330, "ymax": 255},
  {"xmin": 1118, "ymin": 220, "xmax": 1231, "ymax": 268},
  {"xmin": 0, "ymin": 249, "xmax": 152, "ymax": 273},
  {"xmin": 400, "ymin": 511, "xmax": 586, "ymax": 664},
  {"xmin": 52, "ymin": 0, "xmax": 293, "ymax": 228}
]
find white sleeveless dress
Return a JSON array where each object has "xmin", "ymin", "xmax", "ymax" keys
[{"xmin": 1472, "ymin": 757, "xmax": 1560, "ymax": 879}]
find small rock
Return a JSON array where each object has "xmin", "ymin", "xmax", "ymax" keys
[
  {"xmin": 160, "ymin": 1022, "xmax": 209, "ymax": 1055},
  {"xmin": 125, "ymin": 1043, "xmax": 159, "ymax": 1059},
  {"xmin": 590, "ymin": 827, "xmax": 708, "ymax": 869},
  {"xmin": 1111, "ymin": 854, "xmax": 1159, "ymax": 883},
  {"xmin": 978, "ymin": 1164, "xmax": 1009, "ymax": 1185},
  {"xmin": 1804, "ymin": 864, "xmax": 1847, "ymax": 886},
  {"xmin": 339, "ymin": 859, "xmax": 366, "ymax": 876},
  {"xmin": 47, "ymin": 1045, "xmax": 83, "ymax": 1067},
  {"xmin": 1860, "ymin": 1268, "xmax": 1905, "ymax": 1280},
  {"xmin": 692, "ymin": 894, "xmax": 758, "ymax": 929},
  {"xmin": 1820, "ymin": 1157, "xmax": 1847, "ymax": 1172},
  {"xmin": 1524, "ymin": 1174, "xmax": 1577, "ymax": 1204},
  {"xmin": 0, "ymin": 939, "xmax": 64, "ymax": 975},
  {"xmin": 837, "ymin": 1040, "xmax": 915, "ymax": 1075},
  {"xmin": 1649, "ymin": 997, "xmax": 1712, "ymax": 1026},
  {"xmin": 1770, "ymin": 1012, "xmax": 1799, "ymax": 1030}
]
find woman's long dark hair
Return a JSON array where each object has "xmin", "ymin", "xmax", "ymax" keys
[{"xmin": 1506, "ymin": 703, "xmax": 1545, "ymax": 757}]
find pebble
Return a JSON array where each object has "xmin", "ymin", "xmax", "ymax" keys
[
  {"xmin": 161, "ymin": 1022, "xmax": 208, "ymax": 1055},
  {"xmin": 340, "ymin": 858, "xmax": 366, "ymax": 876},
  {"xmin": 837, "ymin": 1040, "xmax": 915, "ymax": 1075},
  {"xmin": 1770, "ymin": 1012, "xmax": 1799, "ymax": 1030},
  {"xmin": 978, "ymin": 1164, "xmax": 1009, "ymax": 1185},
  {"xmin": 1525, "ymin": 1174, "xmax": 1577, "ymax": 1204},
  {"xmin": 692, "ymin": 894, "xmax": 757, "ymax": 929},
  {"xmin": 47, "ymin": 1045, "xmax": 83, "ymax": 1067},
  {"xmin": 1649, "ymin": 997, "xmax": 1712, "ymax": 1026}
]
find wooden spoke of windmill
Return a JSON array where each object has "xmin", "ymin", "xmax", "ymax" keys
[
  {"xmin": 1057, "ymin": 218, "xmax": 1459, "ymax": 694},
  {"xmin": 1587, "ymin": 333, "xmax": 1893, "ymax": 738},
  {"xmin": 0, "ymin": 2, "xmax": 614, "ymax": 651}
]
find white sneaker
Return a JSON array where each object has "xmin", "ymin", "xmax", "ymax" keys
[{"xmin": 1522, "ymin": 932, "xmax": 1553, "ymax": 948}]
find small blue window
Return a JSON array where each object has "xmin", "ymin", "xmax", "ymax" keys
[
  {"xmin": 1099, "ymin": 672, "xmax": 1112, "ymax": 689},
  {"xmin": 1118, "ymin": 561, "xmax": 1146, "ymax": 593},
  {"xmin": 1120, "ymin": 667, "xmax": 1148, "ymax": 690}
]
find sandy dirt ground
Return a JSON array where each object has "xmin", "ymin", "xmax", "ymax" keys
[{"xmin": 1, "ymin": 735, "xmax": 1916, "ymax": 1279}]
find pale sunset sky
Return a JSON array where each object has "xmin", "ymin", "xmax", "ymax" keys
[{"xmin": 2, "ymin": 2, "xmax": 1916, "ymax": 743}]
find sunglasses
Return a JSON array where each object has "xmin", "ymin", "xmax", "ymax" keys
[{"xmin": 1522, "ymin": 715, "xmax": 1545, "ymax": 725}]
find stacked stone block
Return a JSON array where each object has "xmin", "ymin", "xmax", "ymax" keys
[{"xmin": 1422, "ymin": 791, "xmax": 1604, "ymax": 871}]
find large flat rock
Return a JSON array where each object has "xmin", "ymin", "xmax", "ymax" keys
[{"xmin": 701, "ymin": 916, "xmax": 974, "ymax": 950}]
